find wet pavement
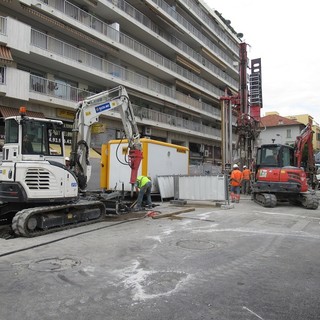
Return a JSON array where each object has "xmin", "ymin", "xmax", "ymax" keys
[{"xmin": 1, "ymin": 196, "xmax": 320, "ymax": 319}]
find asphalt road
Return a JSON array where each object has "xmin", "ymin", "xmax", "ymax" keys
[{"xmin": 1, "ymin": 197, "xmax": 320, "ymax": 320}]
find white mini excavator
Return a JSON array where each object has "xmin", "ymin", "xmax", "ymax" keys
[{"xmin": 0, "ymin": 86, "xmax": 142, "ymax": 237}]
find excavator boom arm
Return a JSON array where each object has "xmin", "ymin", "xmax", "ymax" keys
[{"xmin": 71, "ymin": 86, "xmax": 142, "ymax": 190}]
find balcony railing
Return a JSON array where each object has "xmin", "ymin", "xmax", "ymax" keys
[
  {"xmin": 30, "ymin": 75, "xmax": 94, "ymax": 101},
  {"xmin": 30, "ymin": 29, "xmax": 222, "ymax": 118},
  {"xmin": 30, "ymin": 74, "xmax": 221, "ymax": 138},
  {"xmin": 179, "ymin": 0, "xmax": 239, "ymax": 54},
  {"xmin": 0, "ymin": 16, "xmax": 6, "ymax": 35},
  {"xmin": 132, "ymin": 105, "xmax": 221, "ymax": 138},
  {"xmin": 37, "ymin": 0, "xmax": 237, "ymax": 89},
  {"xmin": 145, "ymin": 0, "xmax": 237, "ymax": 67}
]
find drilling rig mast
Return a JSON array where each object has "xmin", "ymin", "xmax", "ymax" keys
[{"xmin": 221, "ymin": 43, "xmax": 263, "ymax": 170}]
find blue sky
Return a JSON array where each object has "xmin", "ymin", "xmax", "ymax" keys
[{"xmin": 205, "ymin": 0, "xmax": 320, "ymax": 124}]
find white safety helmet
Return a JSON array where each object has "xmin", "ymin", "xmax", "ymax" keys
[
  {"xmin": 243, "ymin": 165, "xmax": 247, "ymax": 168},
  {"xmin": 65, "ymin": 157, "xmax": 70, "ymax": 161},
  {"xmin": 233, "ymin": 164, "xmax": 238, "ymax": 168}
]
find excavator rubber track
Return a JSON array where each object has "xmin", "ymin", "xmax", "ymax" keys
[
  {"xmin": 252, "ymin": 193, "xmax": 277, "ymax": 208},
  {"xmin": 12, "ymin": 200, "xmax": 106, "ymax": 237},
  {"xmin": 297, "ymin": 193, "xmax": 319, "ymax": 209}
]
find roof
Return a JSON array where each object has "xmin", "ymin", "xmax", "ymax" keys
[
  {"xmin": 0, "ymin": 106, "xmax": 45, "ymax": 119},
  {"xmin": 260, "ymin": 114, "xmax": 303, "ymax": 128}
]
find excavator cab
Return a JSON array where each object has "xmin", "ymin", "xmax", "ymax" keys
[
  {"xmin": 0, "ymin": 113, "xmax": 79, "ymax": 205},
  {"xmin": 256, "ymin": 144, "xmax": 295, "ymax": 169},
  {"xmin": 2, "ymin": 114, "xmax": 66, "ymax": 162}
]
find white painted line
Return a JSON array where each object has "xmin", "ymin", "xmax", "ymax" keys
[
  {"xmin": 253, "ymin": 211, "xmax": 320, "ymax": 220},
  {"xmin": 191, "ymin": 227, "xmax": 320, "ymax": 239},
  {"xmin": 243, "ymin": 306, "xmax": 264, "ymax": 319},
  {"xmin": 145, "ymin": 235, "xmax": 162, "ymax": 243}
]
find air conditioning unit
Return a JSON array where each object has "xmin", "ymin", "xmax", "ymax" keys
[
  {"xmin": 144, "ymin": 127, "xmax": 152, "ymax": 136},
  {"xmin": 204, "ymin": 150, "xmax": 209, "ymax": 157}
]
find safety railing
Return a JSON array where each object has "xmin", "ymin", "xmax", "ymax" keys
[
  {"xmin": 37, "ymin": 0, "xmax": 237, "ymax": 89},
  {"xmin": 30, "ymin": 29, "xmax": 225, "ymax": 115}
]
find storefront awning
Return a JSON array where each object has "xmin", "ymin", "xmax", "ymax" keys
[
  {"xmin": 0, "ymin": 106, "xmax": 45, "ymax": 119},
  {"xmin": 0, "ymin": 46, "xmax": 13, "ymax": 64}
]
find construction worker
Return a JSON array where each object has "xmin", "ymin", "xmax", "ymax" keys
[
  {"xmin": 134, "ymin": 175, "xmax": 152, "ymax": 211},
  {"xmin": 230, "ymin": 164, "xmax": 242, "ymax": 203},
  {"xmin": 241, "ymin": 165, "xmax": 251, "ymax": 195}
]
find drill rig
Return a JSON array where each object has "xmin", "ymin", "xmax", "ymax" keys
[
  {"xmin": 0, "ymin": 85, "xmax": 143, "ymax": 237},
  {"xmin": 221, "ymin": 43, "xmax": 262, "ymax": 170}
]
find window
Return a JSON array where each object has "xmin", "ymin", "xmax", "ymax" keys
[
  {"xmin": 286, "ymin": 129, "xmax": 292, "ymax": 138},
  {"xmin": 22, "ymin": 120, "xmax": 49, "ymax": 154},
  {"xmin": 5, "ymin": 119, "xmax": 18, "ymax": 143}
]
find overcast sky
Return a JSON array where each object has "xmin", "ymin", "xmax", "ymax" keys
[{"xmin": 204, "ymin": 0, "xmax": 320, "ymax": 124}]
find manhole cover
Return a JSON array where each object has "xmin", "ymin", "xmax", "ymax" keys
[
  {"xmin": 28, "ymin": 257, "xmax": 81, "ymax": 272},
  {"xmin": 176, "ymin": 239, "xmax": 216, "ymax": 250}
]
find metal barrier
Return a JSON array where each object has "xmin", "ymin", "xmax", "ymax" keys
[{"xmin": 157, "ymin": 174, "xmax": 228, "ymax": 201}]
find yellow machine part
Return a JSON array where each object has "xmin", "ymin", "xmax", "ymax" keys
[{"xmin": 100, "ymin": 144, "xmax": 108, "ymax": 189}]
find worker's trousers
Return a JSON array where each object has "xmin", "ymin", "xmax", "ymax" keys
[
  {"xmin": 136, "ymin": 181, "xmax": 152, "ymax": 208},
  {"xmin": 230, "ymin": 185, "xmax": 240, "ymax": 203},
  {"xmin": 241, "ymin": 179, "xmax": 250, "ymax": 194}
]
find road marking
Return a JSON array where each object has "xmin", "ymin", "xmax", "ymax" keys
[
  {"xmin": 146, "ymin": 235, "xmax": 162, "ymax": 243},
  {"xmin": 290, "ymin": 220, "xmax": 310, "ymax": 231},
  {"xmin": 243, "ymin": 306, "xmax": 264, "ymax": 319},
  {"xmin": 253, "ymin": 211, "xmax": 320, "ymax": 220},
  {"xmin": 191, "ymin": 227, "xmax": 320, "ymax": 239}
]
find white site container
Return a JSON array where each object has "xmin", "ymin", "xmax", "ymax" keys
[{"xmin": 100, "ymin": 138, "xmax": 189, "ymax": 192}]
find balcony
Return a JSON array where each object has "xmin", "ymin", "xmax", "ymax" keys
[
  {"xmin": 36, "ymin": 0, "xmax": 238, "ymax": 89},
  {"xmin": 29, "ymin": 75, "xmax": 221, "ymax": 139},
  {"xmin": 30, "ymin": 29, "xmax": 222, "ymax": 119},
  {"xmin": 145, "ymin": 0, "xmax": 237, "ymax": 68},
  {"xmin": 30, "ymin": 75, "xmax": 93, "ymax": 102},
  {"xmin": 132, "ymin": 105, "xmax": 221, "ymax": 138},
  {"xmin": 178, "ymin": 0, "xmax": 239, "ymax": 54}
]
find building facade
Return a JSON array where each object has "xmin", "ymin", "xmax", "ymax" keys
[
  {"xmin": 0, "ymin": 0, "xmax": 242, "ymax": 165},
  {"xmin": 259, "ymin": 113, "xmax": 305, "ymax": 146},
  {"xmin": 285, "ymin": 114, "xmax": 320, "ymax": 152}
]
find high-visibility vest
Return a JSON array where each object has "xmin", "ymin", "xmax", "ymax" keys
[
  {"xmin": 230, "ymin": 169, "xmax": 242, "ymax": 186},
  {"xmin": 242, "ymin": 168, "xmax": 251, "ymax": 180},
  {"xmin": 136, "ymin": 176, "xmax": 150, "ymax": 188}
]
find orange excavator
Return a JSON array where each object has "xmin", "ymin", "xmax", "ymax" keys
[{"xmin": 251, "ymin": 123, "xmax": 318, "ymax": 209}]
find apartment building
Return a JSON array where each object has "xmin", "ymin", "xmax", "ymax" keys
[{"xmin": 0, "ymin": 0, "xmax": 242, "ymax": 165}]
